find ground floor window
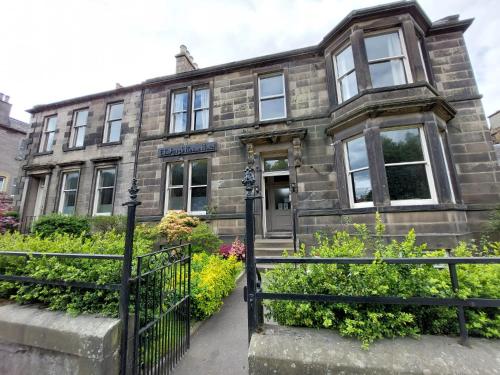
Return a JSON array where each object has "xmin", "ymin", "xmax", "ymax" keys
[
  {"xmin": 93, "ymin": 167, "xmax": 116, "ymax": 215},
  {"xmin": 58, "ymin": 171, "xmax": 80, "ymax": 214},
  {"xmin": 344, "ymin": 136, "xmax": 373, "ymax": 207},
  {"xmin": 165, "ymin": 159, "xmax": 208, "ymax": 214},
  {"xmin": 0, "ymin": 176, "xmax": 5, "ymax": 192}
]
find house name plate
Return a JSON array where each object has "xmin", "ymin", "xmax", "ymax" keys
[{"xmin": 157, "ymin": 142, "xmax": 217, "ymax": 158}]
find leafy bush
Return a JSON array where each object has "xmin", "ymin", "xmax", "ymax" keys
[
  {"xmin": 32, "ymin": 214, "xmax": 90, "ymax": 238},
  {"xmin": 90, "ymin": 215, "xmax": 127, "ymax": 234},
  {"xmin": 189, "ymin": 223, "xmax": 222, "ymax": 254},
  {"xmin": 157, "ymin": 211, "xmax": 200, "ymax": 244},
  {"xmin": 190, "ymin": 253, "xmax": 243, "ymax": 320},
  {"xmin": 265, "ymin": 214, "xmax": 500, "ymax": 347},
  {"xmin": 219, "ymin": 238, "xmax": 246, "ymax": 260},
  {"xmin": 0, "ymin": 201, "xmax": 18, "ymax": 234}
]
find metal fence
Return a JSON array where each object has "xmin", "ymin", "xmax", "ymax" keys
[{"xmin": 242, "ymin": 166, "xmax": 500, "ymax": 346}]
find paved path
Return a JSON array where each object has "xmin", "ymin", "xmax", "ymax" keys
[{"xmin": 174, "ymin": 277, "xmax": 248, "ymax": 375}]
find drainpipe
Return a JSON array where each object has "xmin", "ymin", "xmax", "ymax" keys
[{"xmin": 133, "ymin": 87, "xmax": 145, "ymax": 178}]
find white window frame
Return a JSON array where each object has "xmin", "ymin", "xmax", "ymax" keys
[
  {"xmin": 439, "ymin": 131, "xmax": 456, "ymax": 203},
  {"xmin": 187, "ymin": 160, "xmax": 208, "ymax": 215},
  {"xmin": 417, "ymin": 38, "xmax": 429, "ymax": 82},
  {"xmin": 39, "ymin": 115, "xmax": 57, "ymax": 152},
  {"xmin": 0, "ymin": 176, "xmax": 5, "ymax": 192},
  {"xmin": 191, "ymin": 87, "xmax": 210, "ymax": 131},
  {"xmin": 164, "ymin": 162, "xmax": 185, "ymax": 212},
  {"xmin": 170, "ymin": 90, "xmax": 189, "ymax": 133},
  {"xmin": 382, "ymin": 126, "xmax": 437, "ymax": 206},
  {"xmin": 258, "ymin": 73, "xmax": 287, "ymax": 121},
  {"xmin": 333, "ymin": 44, "xmax": 358, "ymax": 103},
  {"xmin": 365, "ymin": 28, "xmax": 413, "ymax": 87},
  {"xmin": 69, "ymin": 108, "xmax": 88, "ymax": 148},
  {"xmin": 92, "ymin": 167, "xmax": 116, "ymax": 216},
  {"xmin": 58, "ymin": 170, "xmax": 80, "ymax": 214},
  {"xmin": 103, "ymin": 102, "xmax": 123, "ymax": 143},
  {"xmin": 344, "ymin": 135, "xmax": 374, "ymax": 208}
]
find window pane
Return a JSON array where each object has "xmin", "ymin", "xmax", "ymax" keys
[
  {"xmin": 193, "ymin": 88, "xmax": 209, "ymax": 110},
  {"xmin": 352, "ymin": 170, "xmax": 373, "ymax": 203},
  {"xmin": 100, "ymin": 169, "xmax": 116, "ymax": 188},
  {"xmin": 168, "ymin": 188, "xmax": 184, "ymax": 210},
  {"xmin": 369, "ymin": 60, "xmax": 406, "ymax": 88},
  {"xmin": 260, "ymin": 75, "xmax": 284, "ymax": 97},
  {"xmin": 264, "ymin": 158, "xmax": 289, "ymax": 172},
  {"xmin": 65, "ymin": 172, "xmax": 79, "ymax": 190},
  {"xmin": 0, "ymin": 177, "xmax": 4, "ymax": 191},
  {"xmin": 190, "ymin": 187, "xmax": 207, "ymax": 212},
  {"xmin": 97, "ymin": 188, "xmax": 114, "ymax": 213},
  {"xmin": 108, "ymin": 120, "xmax": 121, "ymax": 142},
  {"xmin": 63, "ymin": 191, "xmax": 77, "ymax": 214},
  {"xmin": 260, "ymin": 97, "xmax": 285, "ymax": 120},
  {"xmin": 170, "ymin": 163, "xmax": 184, "ymax": 186},
  {"xmin": 173, "ymin": 92, "xmax": 188, "ymax": 112},
  {"xmin": 365, "ymin": 32, "xmax": 402, "ymax": 61},
  {"xmin": 335, "ymin": 46, "xmax": 355, "ymax": 77},
  {"xmin": 339, "ymin": 72, "xmax": 358, "ymax": 101},
  {"xmin": 381, "ymin": 128, "xmax": 424, "ymax": 164},
  {"xmin": 194, "ymin": 109, "xmax": 209, "ymax": 130},
  {"xmin": 46, "ymin": 117, "xmax": 57, "ymax": 131},
  {"xmin": 346, "ymin": 137, "xmax": 369, "ymax": 170},
  {"xmin": 75, "ymin": 126, "xmax": 85, "ymax": 147},
  {"xmin": 75, "ymin": 110, "xmax": 88, "ymax": 126},
  {"xmin": 386, "ymin": 164, "xmax": 431, "ymax": 200},
  {"xmin": 46, "ymin": 132, "xmax": 55, "ymax": 151},
  {"xmin": 191, "ymin": 160, "xmax": 207, "ymax": 185},
  {"xmin": 274, "ymin": 187, "xmax": 290, "ymax": 210},
  {"xmin": 109, "ymin": 103, "xmax": 123, "ymax": 121},
  {"xmin": 173, "ymin": 113, "xmax": 187, "ymax": 132}
]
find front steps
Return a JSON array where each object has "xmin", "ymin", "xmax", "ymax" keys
[{"xmin": 255, "ymin": 237, "xmax": 294, "ymax": 271}]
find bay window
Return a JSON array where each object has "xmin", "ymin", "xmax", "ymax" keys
[
  {"xmin": 258, "ymin": 73, "xmax": 286, "ymax": 121},
  {"xmin": 70, "ymin": 109, "xmax": 88, "ymax": 148},
  {"xmin": 334, "ymin": 45, "xmax": 358, "ymax": 102},
  {"xmin": 344, "ymin": 136, "xmax": 373, "ymax": 207},
  {"xmin": 364, "ymin": 30, "xmax": 412, "ymax": 88},
  {"xmin": 93, "ymin": 167, "xmax": 116, "ymax": 215},
  {"xmin": 39, "ymin": 115, "xmax": 57, "ymax": 152},
  {"xmin": 165, "ymin": 159, "xmax": 208, "ymax": 214},
  {"xmin": 58, "ymin": 171, "xmax": 80, "ymax": 214}
]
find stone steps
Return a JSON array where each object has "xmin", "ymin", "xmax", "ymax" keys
[{"xmin": 255, "ymin": 237, "xmax": 294, "ymax": 272}]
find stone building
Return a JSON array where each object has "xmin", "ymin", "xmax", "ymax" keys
[
  {"xmin": 0, "ymin": 94, "xmax": 29, "ymax": 196},
  {"xmin": 17, "ymin": 1, "xmax": 500, "ymax": 247}
]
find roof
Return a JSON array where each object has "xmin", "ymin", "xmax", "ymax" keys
[
  {"xmin": 0, "ymin": 117, "xmax": 29, "ymax": 134},
  {"xmin": 27, "ymin": 0, "xmax": 473, "ymax": 114},
  {"xmin": 488, "ymin": 110, "xmax": 500, "ymax": 118}
]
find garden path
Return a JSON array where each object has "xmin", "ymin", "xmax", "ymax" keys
[{"xmin": 174, "ymin": 276, "xmax": 248, "ymax": 375}]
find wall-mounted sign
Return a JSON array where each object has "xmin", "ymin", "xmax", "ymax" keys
[{"xmin": 158, "ymin": 142, "xmax": 217, "ymax": 158}]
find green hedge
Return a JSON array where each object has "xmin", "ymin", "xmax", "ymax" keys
[
  {"xmin": 265, "ymin": 216, "xmax": 500, "ymax": 347},
  {"xmin": 32, "ymin": 214, "xmax": 90, "ymax": 237}
]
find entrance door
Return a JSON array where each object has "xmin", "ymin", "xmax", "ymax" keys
[
  {"xmin": 33, "ymin": 177, "xmax": 46, "ymax": 219},
  {"xmin": 266, "ymin": 176, "xmax": 292, "ymax": 232}
]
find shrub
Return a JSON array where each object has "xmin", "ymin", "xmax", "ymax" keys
[
  {"xmin": 190, "ymin": 253, "xmax": 243, "ymax": 320},
  {"xmin": 0, "ymin": 201, "xmax": 18, "ymax": 234},
  {"xmin": 264, "ymin": 214, "xmax": 500, "ymax": 347},
  {"xmin": 219, "ymin": 238, "xmax": 246, "ymax": 260},
  {"xmin": 32, "ymin": 214, "xmax": 90, "ymax": 238},
  {"xmin": 157, "ymin": 211, "xmax": 200, "ymax": 244},
  {"xmin": 90, "ymin": 215, "xmax": 127, "ymax": 234},
  {"xmin": 189, "ymin": 223, "xmax": 222, "ymax": 254}
]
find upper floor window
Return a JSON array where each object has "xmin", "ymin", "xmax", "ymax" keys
[
  {"xmin": 58, "ymin": 171, "xmax": 79, "ymax": 215},
  {"xmin": 192, "ymin": 88, "xmax": 210, "ymax": 130},
  {"xmin": 0, "ymin": 176, "xmax": 5, "ymax": 192},
  {"xmin": 93, "ymin": 167, "xmax": 116, "ymax": 215},
  {"xmin": 364, "ymin": 30, "xmax": 412, "ymax": 88},
  {"xmin": 39, "ymin": 115, "xmax": 57, "ymax": 152},
  {"xmin": 70, "ymin": 109, "xmax": 88, "ymax": 148},
  {"xmin": 344, "ymin": 136, "xmax": 372, "ymax": 207},
  {"xmin": 170, "ymin": 91, "xmax": 188, "ymax": 133},
  {"xmin": 334, "ymin": 45, "xmax": 358, "ymax": 102},
  {"xmin": 258, "ymin": 73, "xmax": 286, "ymax": 121},
  {"xmin": 103, "ymin": 102, "xmax": 123, "ymax": 143}
]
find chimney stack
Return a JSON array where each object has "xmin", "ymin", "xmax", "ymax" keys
[
  {"xmin": 175, "ymin": 45, "xmax": 198, "ymax": 74},
  {"xmin": 0, "ymin": 92, "xmax": 12, "ymax": 126}
]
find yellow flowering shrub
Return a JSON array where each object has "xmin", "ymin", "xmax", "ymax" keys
[{"xmin": 157, "ymin": 211, "xmax": 200, "ymax": 244}]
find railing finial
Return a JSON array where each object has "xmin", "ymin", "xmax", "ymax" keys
[{"xmin": 242, "ymin": 166, "xmax": 255, "ymax": 196}]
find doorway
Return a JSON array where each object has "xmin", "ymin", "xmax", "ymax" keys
[{"xmin": 262, "ymin": 156, "xmax": 292, "ymax": 236}]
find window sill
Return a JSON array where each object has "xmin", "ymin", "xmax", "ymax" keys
[
  {"xmin": 257, "ymin": 117, "xmax": 290, "ymax": 127},
  {"xmin": 33, "ymin": 151, "xmax": 54, "ymax": 157},
  {"xmin": 98, "ymin": 141, "xmax": 122, "ymax": 147},
  {"xmin": 164, "ymin": 128, "xmax": 213, "ymax": 139},
  {"xmin": 63, "ymin": 145, "xmax": 86, "ymax": 152}
]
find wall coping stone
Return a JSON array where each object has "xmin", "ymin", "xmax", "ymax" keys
[{"xmin": 248, "ymin": 324, "xmax": 500, "ymax": 375}]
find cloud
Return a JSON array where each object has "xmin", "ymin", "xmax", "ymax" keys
[{"xmin": 1, "ymin": 0, "xmax": 498, "ymax": 123}]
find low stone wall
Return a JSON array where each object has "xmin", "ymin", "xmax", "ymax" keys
[
  {"xmin": 0, "ymin": 302, "xmax": 121, "ymax": 375},
  {"xmin": 248, "ymin": 324, "xmax": 500, "ymax": 375}
]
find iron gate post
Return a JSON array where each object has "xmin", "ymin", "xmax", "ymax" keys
[
  {"xmin": 243, "ymin": 167, "xmax": 257, "ymax": 343},
  {"xmin": 119, "ymin": 179, "xmax": 141, "ymax": 375}
]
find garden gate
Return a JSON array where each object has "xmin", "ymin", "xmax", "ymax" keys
[{"xmin": 120, "ymin": 179, "xmax": 191, "ymax": 375}]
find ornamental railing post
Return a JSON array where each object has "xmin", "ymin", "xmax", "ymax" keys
[
  {"xmin": 119, "ymin": 179, "xmax": 141, "ymax": 375},
  {"xmin": 242, "ymin": 166, "xmax": 257, "ymax": 344}
]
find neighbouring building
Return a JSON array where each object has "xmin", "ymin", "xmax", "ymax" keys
[
  {"xmin": 16, "ymin": 1, "xmax": 500, "ymax": 247},
  {"xmin": 489, "ymin": 110, "xmax": 500, "ymax": 163},
  {"xmin": 0, "ymin": 93, "xmax": 29, "ymax": 197}
]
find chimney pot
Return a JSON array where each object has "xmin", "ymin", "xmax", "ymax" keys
[{"xmin": 175, "ymin": 44, "xmax": 198, "ymax": 74}]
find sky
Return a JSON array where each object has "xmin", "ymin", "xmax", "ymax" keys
[{"xmin": 2, "ymin": 0, "xmax": 499, "ymax": 124}]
